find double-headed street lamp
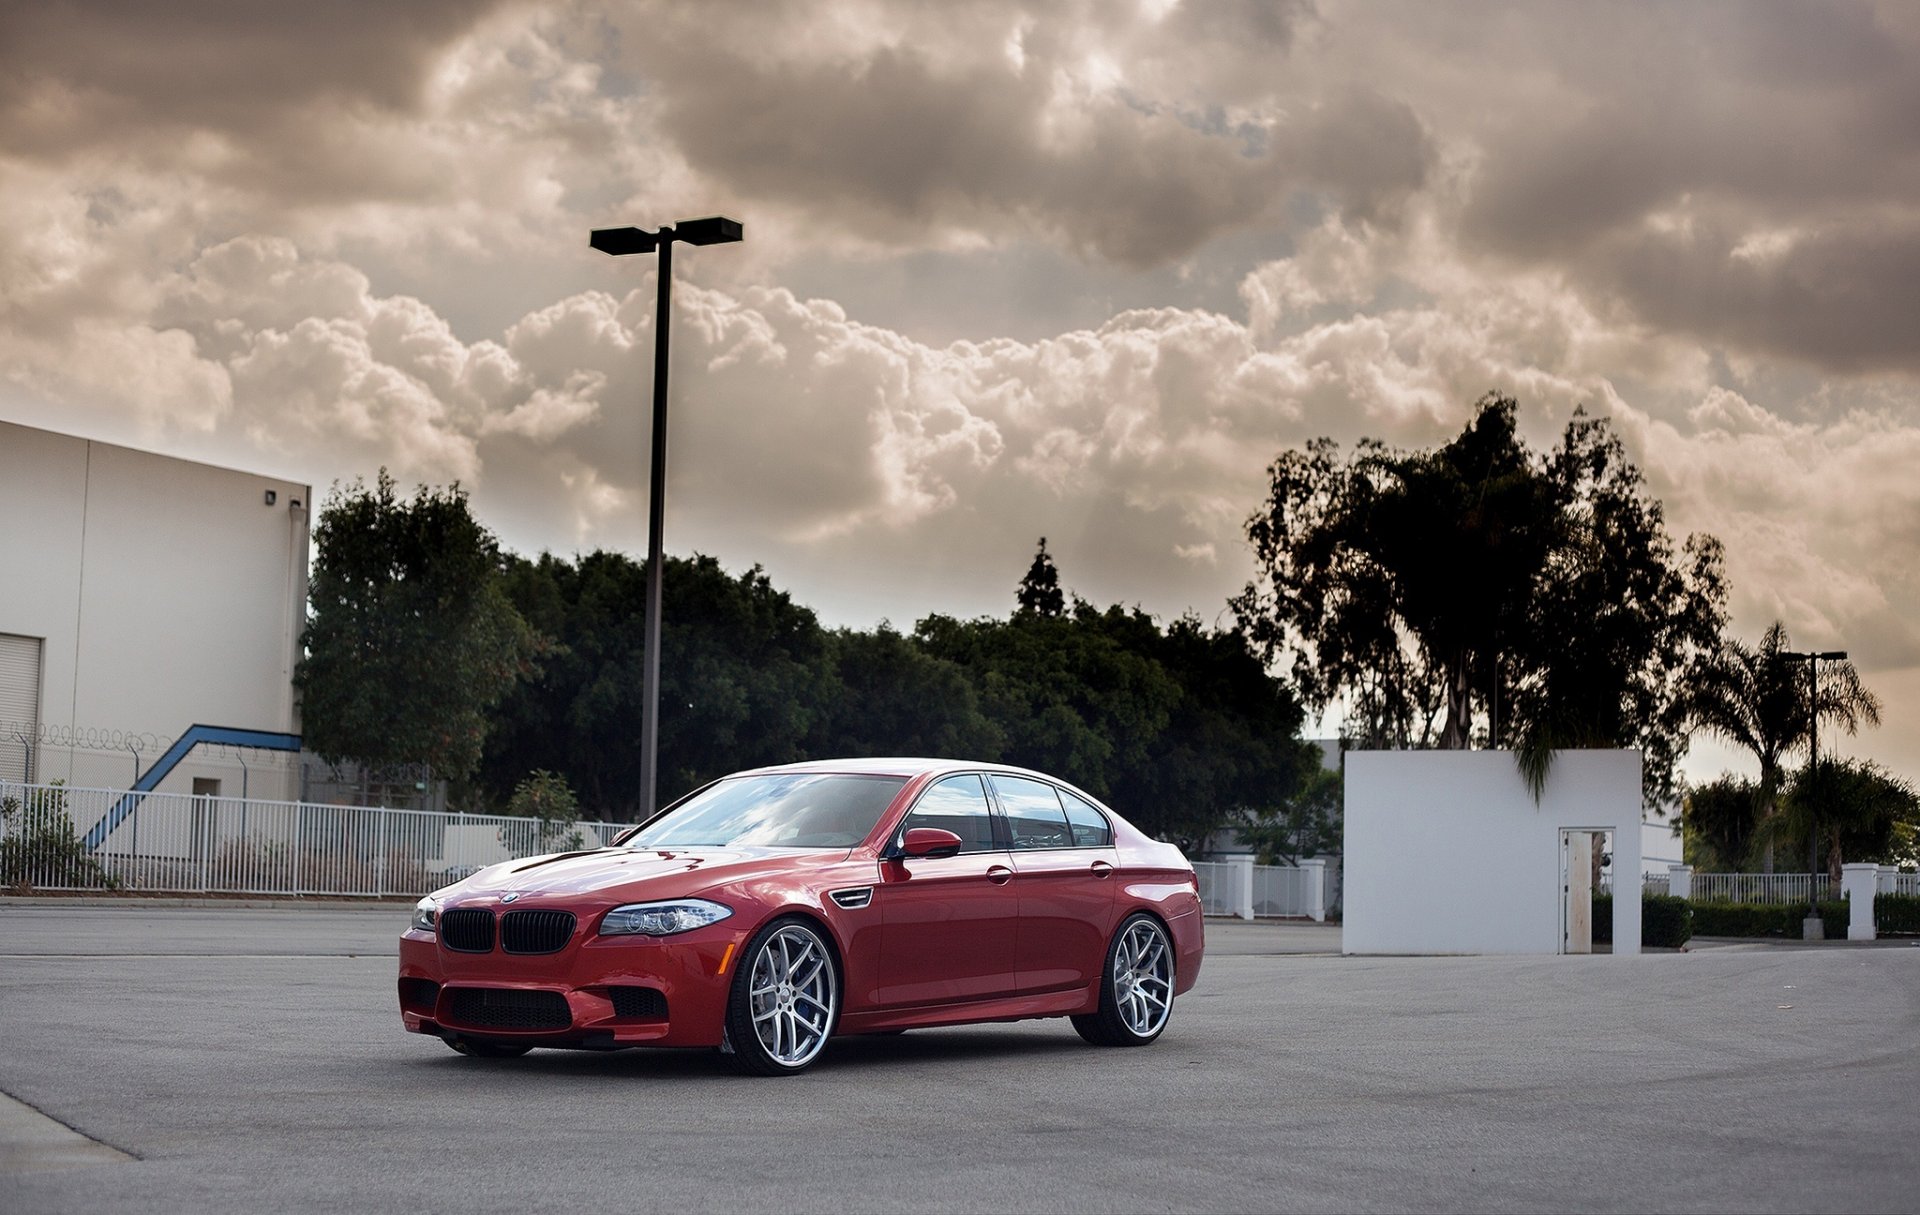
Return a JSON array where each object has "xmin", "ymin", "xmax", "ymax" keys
[
  {"xmin": 591, "ymin": 216, "xmax": 744, "ymax": 818},
  {"xmin": 1783, "ymin": 648, "xmax": 1847, "ymax": 937}
]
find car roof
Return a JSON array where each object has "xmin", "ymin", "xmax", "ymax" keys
[{"xmin": 728, "ymin": 757, "xmax": 1062, "ymax": 782}]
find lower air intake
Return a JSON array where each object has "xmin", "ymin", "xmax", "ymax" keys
[
  {"xmin": 446, "ymin": 987, "xmax": 572, "ymax": 1031},
  {"xmin": 609, "ymin": 986, "xmax": 668, "ymax": 1020}
]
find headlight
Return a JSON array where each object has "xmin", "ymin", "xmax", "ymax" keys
[
  {"xmin": 599, "ymin": 899, "xmax": 733, "ymax": 937},
  {"xmin": 411, "ymin": 897, "xmax": 438, "ymax": 933}
]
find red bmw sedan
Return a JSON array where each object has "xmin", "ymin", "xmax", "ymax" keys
[{"xmin": 398, "ymin": 758, "xmax": 1204, "ymax": 1074}]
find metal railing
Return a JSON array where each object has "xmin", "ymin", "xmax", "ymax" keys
[
  {"xmin": 1252, "ymin": 864, "xmax": 1316, "ymax": 917},
  {"xmin": 1191, "ymin": 858, "xmax": 1334, "ymax": 919},
  {"xmin": 1688, "ymin": 872, "xmax": 1837, "ymax": 904},
  {"xmin": 1191, "ymin": 861, "xmax": 1236, "ymax": 917},
  {"xmin": 0, "ymin": 780, "xmax": 626, "ymax": 897}
]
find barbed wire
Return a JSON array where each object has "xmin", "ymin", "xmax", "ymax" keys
[{"xmin": 0, "ymin": 719, "xmax": 298, "ymax": 769}]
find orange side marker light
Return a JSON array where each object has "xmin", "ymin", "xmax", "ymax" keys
[{"xmin": 716, "ymin": 941, "xmax": 738, "ymax": 976}]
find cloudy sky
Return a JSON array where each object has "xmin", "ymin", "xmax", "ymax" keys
[{"xmin": 3, "ymin": 0, "xmax": 1917, "ymax": 786}]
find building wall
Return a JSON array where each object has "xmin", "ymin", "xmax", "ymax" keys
[
  {"xmin": 1344, "ymin": 749, "xmax": 1644, "ymax": 956},
  {"xmin": 0, "ymin": 421, "xmax": 309, "ymax": 800}
]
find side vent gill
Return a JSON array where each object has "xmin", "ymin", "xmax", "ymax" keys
[{"xmin": 829, "ymin": 887, "xmax": 873, "ymax": 910}]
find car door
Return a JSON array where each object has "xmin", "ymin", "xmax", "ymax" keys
[
  {"xmin": 989, "ymin": 775, "xmax": 1118, "ymax": 995},
  {"xmin": 872, "ymin": 773, "xmax": 1021, "ymax": 1008}
]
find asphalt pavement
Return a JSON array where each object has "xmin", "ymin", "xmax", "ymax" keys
[{"xmin": 2, "ymin": 902, "xmax": 1916, "ymax": 1213}]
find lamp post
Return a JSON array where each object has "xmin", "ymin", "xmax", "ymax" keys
[
  {"xmin": 590, "ymin": 216, "xmax": 744, "ymax": 820},
  {"xmin": 1783, "ymin": 648, "xmax": 1847, "ymax": 938}
]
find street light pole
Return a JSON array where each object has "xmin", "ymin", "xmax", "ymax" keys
[
  {"xmin": 1784, "ymin": 648, "xmax": 1847, "ymax": 938},
  {"xmin": 591, "ymin": 217, "xmax": 743, "ymax": 820}
]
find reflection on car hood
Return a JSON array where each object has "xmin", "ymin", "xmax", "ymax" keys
[{"xmin": 447, "ymin": 846, "xmax": 847, "ymax": 900}]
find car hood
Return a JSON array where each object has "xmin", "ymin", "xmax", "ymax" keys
[{"xmin": 442, "ymin": 846, "xmax": 849, "ymax": 902}]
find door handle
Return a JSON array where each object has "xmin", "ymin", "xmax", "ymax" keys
[
  {"xmin": 1090, "ymin": 861, "xmax": 1114, "ymax": 879},
  {"xmin": 986, "ymin": 865, "xmax": 1014, "ymax": 885}
]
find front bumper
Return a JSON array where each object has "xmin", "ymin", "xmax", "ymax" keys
[{"xmin": 398, "ymin": 920, "xmax": 748, "ymax": 1049}]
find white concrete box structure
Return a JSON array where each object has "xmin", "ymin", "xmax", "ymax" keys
[
  {"xmin": 1344, "ymin": 749, "xmax": 1644, "ymax": 956},
  {"xmin": 0, "ymin": 421, "xmax": 309, "ymax": 800}
]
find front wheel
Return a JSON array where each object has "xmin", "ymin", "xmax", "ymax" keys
[
  {"xmin": 725, "ymin": 917, "xmax": 840, "ymax": 1075},
  {"xmin": 1072, "ymin": 913, "xmax": 1175, "ymax": 1047}
]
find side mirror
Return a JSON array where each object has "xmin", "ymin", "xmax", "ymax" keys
[{"xmin": 899, "ymin": 827, "xmax": 964, "ymax": 859}]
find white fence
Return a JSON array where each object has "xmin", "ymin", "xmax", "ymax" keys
[
  {"xmin": 0, "ymin": 780, "xmax": 624, "ymax": 897},
  {"xmin": 1632, "ymin": 868, "xmax": 1920, "ymax": 904},
  {"xmin": 1193, "ymin": 856, "xmax": 1336, "ymax": 921}
]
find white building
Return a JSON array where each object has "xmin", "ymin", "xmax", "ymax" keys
[{"xmin": 0, "ymin": 420, "xmax": 310, "ymax": 802}]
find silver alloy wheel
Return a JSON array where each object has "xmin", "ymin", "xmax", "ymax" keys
[
  {"xmin": 1113, "ymin": 917, "xmax": 1174, "ymax": 1038},
  {"xmin": 747, "ymin": 923, "xmax": 837, "ymax": 1068}
]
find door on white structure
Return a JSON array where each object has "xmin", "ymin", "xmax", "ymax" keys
[
  {"xmin": 1562, "ymin": 830, "xmax": 1596, "ymax": 954},
  {"xmin": 0, "ymin": 633, "xmax": 43, "ymax": 783}
]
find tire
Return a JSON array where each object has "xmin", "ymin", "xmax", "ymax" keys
[
  {"xmin": 1072, "ymin": 912, "xmax": 1176, "ymax": 1047},
  {"xmin": 725, "ymin": 916, "xmax": 841, "ymax": 1076},
  {"xmin": 443, "ymin": 1036, "xmax": 533, "ymax": 1059}
]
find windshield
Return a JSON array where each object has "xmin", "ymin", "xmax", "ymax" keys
[{"xmin": 627, "ymin": 773, "xmax": 908, "ymax": 849}]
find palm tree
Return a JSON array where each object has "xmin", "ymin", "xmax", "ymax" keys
[{"xmin": 1685, "ymin": 622, "xmax": 1880, "ymax": 871}]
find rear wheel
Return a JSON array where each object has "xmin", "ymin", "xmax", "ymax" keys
[
  {"xmin": 443, "ymin": 1036, "xmax": 533, "ymax": 1059},
  {"xmin": 1072, "ymin": 913, "xmax": 1175, "ymax": 1047},
  {"xmin": 725, "ymin": 917, "xmax": 840, "ymax": 1075}
]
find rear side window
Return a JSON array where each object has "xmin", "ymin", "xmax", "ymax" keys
[
  {"xmin": 1059, "ymin": 790, "xmax": 1114, "ymax": 848},
  {"xmin": 899, "ymin": 774, "xmax": 999, "ymax": 854},
  {"xmin": 990, "ymin": 775, "xmax": 1072, "ymax": 850}
]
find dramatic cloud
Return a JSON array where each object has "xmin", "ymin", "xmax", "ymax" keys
[{"xmin": 3, "ymin": 0, "xmax": 1918, "ymax": 784}]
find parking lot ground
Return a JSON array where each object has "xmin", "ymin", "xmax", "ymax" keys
[{"xmin": 3, "ymin": 903, "xmax": 1917, "ymax": 1214}]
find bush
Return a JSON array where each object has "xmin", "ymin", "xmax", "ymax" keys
[
  {"xmin": 1643, "ymin": 895, "xmax": 1692, "ymax": 948},
  {"xmin": 1591, "ymin": 892, "xmax": 1690, "ymax": 948},
  {"xmin": 0, "ymin": 784, "xmax": 115, "ymax": 890},
  {"xmin": 1875, "ymin": 893, "xmax": 1920, "ymax": 935},
  {"xmin": 1691, "ymin": 900, "xmax": 1850, "ymax": 938},
  {"xmin": 508, "ymin": 770, "xmax": 585, "ymax": 852}
]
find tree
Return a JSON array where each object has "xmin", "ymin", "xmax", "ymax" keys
[
  {"xmin": 1506, "ymin": 410, "xmax": 1727, "ymax": 804},
  {"xmin": 1016, "ymin": 537, "xmax": 1066, "ymax": 617},
  {"xmin": 1236, "ymin": 763, "xmax": 1343, "ymax": 866},
  {"xmin": 1678, "ymin": 775, "xmax": 1764, "ymax": 871},
  {"xmin": 810, "ymin": 625, "xmax": 1003, "ymax": 759},
  {"xmin": 297, "ymin": 472, "xmax": 540, "ymax": 802},
  {"xmin": 1684, "ymin": 622, "xmax": 1880, "ymax": 870},
  {"xmin": 922, "ymin": 543, "xmax": 1319, "ymax": 851},
  {"xmin": 506, "ymin": 769, "xmax": 585, "ymax": 852},
  {"xmin": 1775, "ymin": 758, "xmax": 1918, "ymax": 881},
  {"xmin": 480, "ymin": 550, "xmax": 833, "ymax": 818},
  {"xmin": 1233, "ymin": 394, "xmax": 1725, "ymax": 806}
]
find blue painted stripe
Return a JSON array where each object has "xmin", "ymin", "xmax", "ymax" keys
[{"xmin": 83, "ymin": 725, "xmax": 302, "ymax": 850}]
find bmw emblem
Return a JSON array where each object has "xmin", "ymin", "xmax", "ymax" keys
[{"xmin": 501, "ymin": 892, "xmax": 521, "ymax": 904}]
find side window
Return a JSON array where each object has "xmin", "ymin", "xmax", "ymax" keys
[
  {"xmin": 1059, "ymin": 790, "xmax": 1114, "ymax": 848},
  {"xmin": 898, "ymin": 775, "xmax": 999, "ymax": 854},
  {"xmin": 990, "ymin": 775, "xmax": 1072, "ymax": 851}
]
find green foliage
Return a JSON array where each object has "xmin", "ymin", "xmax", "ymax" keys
[
  {"xmin": 1679, "ymin": 775, "xmax": 1765, "ymax": 871},
  {"xmin": 1015, "ymin": 537, "xmax": 1066, "ymax": 618},
  {"xmin": 297, "ymin": 471, "xmax": 540, "ymax": 800},
  {"xmin": 1233, "ymin": 394, "xmax": 1725, "ymax": 807},
  {"xmin": 1774, "ymin": 758, "xmax": 1920, "ymax": 881},
  {"xmin": 1237, "ymin": 764, "xmax": 1342, "ymax": 864},
  {"xmin": 1591, "ymin": 893, "xmax": 1691, "ymax": 948},
  {"xmin": 1690, "ymin": 900, "xmax": 1850, "ymax": 938},
  {"xmin": 483, "ymin": 550, "xmax": 833, "ymax": 817},
  {"xmin": 1641, "ymin": 894, "xmax": 1693, "ymax": 948},
  {"xmin": 812, "ymin": 624, "xmax": 1003, "ymax": 760},
  {"xmin": 916, "ymin": 600, "xmax": 1318, "ymax": 852},
  {"xmin": 0, "ymin": 783, "xmax": 115, "ymax": 890},
  {"xmin": 1683, "ymin": 622, "xmax": 1881, "ymax": 867},
  {"xmin": 290, "ymin": 501, "xmax": 1327, "ymax": 839},
  {"xmin": 1875, "ymin": 893, "xmax": 1920, "ymax": 935},
  {"xmin": 506, "ymin": 770, "xmax": 584, "ymax": 851}
]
